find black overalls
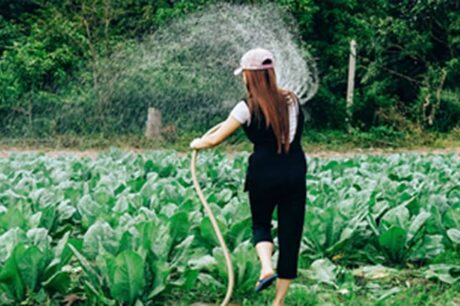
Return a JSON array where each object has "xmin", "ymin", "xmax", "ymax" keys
[{"xmin": 241, "ymin": 98, "xmax": 307, "ymax": 279}]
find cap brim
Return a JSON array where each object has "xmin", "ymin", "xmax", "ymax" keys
[{"xmin": 233, "ymin": 67, "xmax": 243, "ymax": 76}]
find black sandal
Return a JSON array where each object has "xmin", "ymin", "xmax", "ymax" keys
[{"xmin": 255, "ymin": 274, "xmax": 277, "ymax": 292}]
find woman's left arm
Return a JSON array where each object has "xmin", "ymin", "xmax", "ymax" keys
[{"xmin": 190, "ymin": 116, "xmax": 241, "ymax": 149}]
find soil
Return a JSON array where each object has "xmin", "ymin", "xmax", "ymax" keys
[{"xmin": 0, "ymin": 146, "xmax": 459, "ymax": 159}]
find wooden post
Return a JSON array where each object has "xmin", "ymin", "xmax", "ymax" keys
[
  {"xmin": 145, "ymin": 107, "xmax": 162, "ymax": 139},
  {"xmin": 346, "ymin": 39, "xmax": 357, "ymax": 133}
]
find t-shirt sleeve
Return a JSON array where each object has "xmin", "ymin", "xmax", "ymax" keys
[
  {"xmin": 287, "ymin": 93, "xmax": 300, "ymax": 115},
  {"xmin": 229, "ymin": 101, "xmax": 250, "ymax": 125}
]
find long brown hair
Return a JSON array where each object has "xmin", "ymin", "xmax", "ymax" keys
[{"xmin": 243, "ymin": 67, "xmax": 297, "ymax": 154}]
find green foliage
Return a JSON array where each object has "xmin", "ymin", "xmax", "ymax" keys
[
  {"xmin": 0, "ymin": 4, "xmax": 88, "ymax": 136},
  {"xmin": 1, "ymin": 0, "xmax": 459, "ymax": 136},
  {"xmin": 107, "ymin": 250, "xmax": 145, "ymax": 304},
  {"xmin": 0, "ymin": 149, "xmax": 459, "ymax": 304},
  {"xmin": 279, "ymin": 0, "xmax": 460, "ymax": 131}
]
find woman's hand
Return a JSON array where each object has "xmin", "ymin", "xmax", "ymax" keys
[{"xmin": 190, "ymin": 138, "xmax": 204, "ymax": 150}]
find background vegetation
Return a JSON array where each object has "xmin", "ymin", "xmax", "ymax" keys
[{"xmin": 1, "ymin": 0, "xmax": 459, "ymax": 144}]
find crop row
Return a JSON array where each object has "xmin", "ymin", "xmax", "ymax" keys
[{"xmin": 0, "ymin": 150, "xmax": 458, "ymax": 305}]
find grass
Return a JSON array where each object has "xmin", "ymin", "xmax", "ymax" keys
[
  {"xmin": 1, "ymin": 127, "xmax": 459, "ymax": 153},
  {"xmin": 150, "ymin": 225, "xmax": 460, "ymax": 306},
  {"xmin": 154, "ymin": 252, "xmax": 460, "ymax": 305},
  {"xmin": 154, "ymin": 271, "xmax": 460, "ymax": 305}
]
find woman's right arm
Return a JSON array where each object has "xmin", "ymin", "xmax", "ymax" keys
[
  {"xmin": 190, "ymin": 101, "xmax": 249, "ymax": 149},
  {"xmin": 190, "ymin": 116, "xmax": 241, "ymax": 149}
]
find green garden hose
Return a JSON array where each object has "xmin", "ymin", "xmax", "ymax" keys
[{"xmin": 191, "ymin": 123, "xmax": 235, "ymax": 306}]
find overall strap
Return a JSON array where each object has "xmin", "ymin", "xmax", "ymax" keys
[{"xmin": 292, "ymin": 94, "xmax": 304, "ymax": 144}]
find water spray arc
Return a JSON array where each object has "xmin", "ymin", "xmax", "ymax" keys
[
  {"xmin": 106, "ymin": 3, "xmax": 318, "ymax": 131},
  {"xmin": 191, "ymin": 123, "xmax": 234, "ymax": 306}
]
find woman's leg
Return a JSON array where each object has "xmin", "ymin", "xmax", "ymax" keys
[
  {"xmin": 273, "ymin": 279, "xmax": 291, "ymax": 306},
  {"xmin": 274, "ymin": 182, "xmax": 306, "ymax": 304},
  {"xmin": 256, "ymin": 241, "xmax": 274, "ymax": 278},
  {"xmin": 248, "ymin": 186, "xmax": 277, "ymax": 280}
]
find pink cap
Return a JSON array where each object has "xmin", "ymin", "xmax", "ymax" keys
[{"xmin": 234, "ymin": 48, "xmax": 275, "ymax": 75}]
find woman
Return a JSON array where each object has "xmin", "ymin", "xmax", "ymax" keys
[{"xmin": 190, "ymin": 48, "xmax": 307, "ymax": 306}]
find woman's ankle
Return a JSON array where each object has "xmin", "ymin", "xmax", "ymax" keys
[
  {"xmin": 272, "ymin": 299, "xmax": 284, "ymax": 306},
  {"xmin": 260, "ymin": 267, "xmax": 275, "ymax": 278}
]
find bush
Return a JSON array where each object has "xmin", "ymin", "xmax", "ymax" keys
[{"xmin": 1, "ymin": 0, "xmax": 460, "ymax": 137}]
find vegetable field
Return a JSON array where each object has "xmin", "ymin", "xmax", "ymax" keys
[{"xmin": 0, "ymin": 149, "xmax": 459, "ymax": 305}]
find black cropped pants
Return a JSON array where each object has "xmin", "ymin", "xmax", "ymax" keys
[{"xmin": 247, "ymin": 168, "xmax": 306, "ymax": 279}]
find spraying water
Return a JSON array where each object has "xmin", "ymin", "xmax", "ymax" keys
[{"xmin": 106, "ymin": 3, "xmax": 318, "ymax": 131}]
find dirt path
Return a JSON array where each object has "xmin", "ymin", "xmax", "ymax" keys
[
  {"xmin": 304, "ymin": 146, "xmax": 460, "ymax": 158},
  {"xmin": 1, "ymin": 146, "xmax": 459, "ymax": 159}
]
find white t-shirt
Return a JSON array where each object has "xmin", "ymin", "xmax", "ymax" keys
[{"xmin": 229, "ymin": 97, "xmax": 299, "ymax": 143}]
